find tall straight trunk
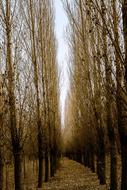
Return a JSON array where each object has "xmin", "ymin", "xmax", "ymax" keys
[
  {"xmin": 45, "ymin": 148, "xmax": 49, "ymax": 182},
  {"xmin": 50, "ymin": 145, "xmax": 56, "ymax": 177},
  {"xmin": 38, "ymin": 133, "xmax": 43, "ymax": 188},
  {"xmin": 89, "ymin": 148, "xmax": 95, "ymax": 173},
  {"xmin": 29, "ymin": 0, "xmax": 43, "ymax": 187},
  {"xmin": 0, "ymin": 118, "xmax": 3, "ymax": 190},
  {"xmin": 121, "ymin": 144, "xmax": 127, "ymax": 190},
  {"xmin": 5, "ymin": 164, "xmax": 9, "ymax": 190},
  {"xmin": 83, "ymin": 148, "xmax": 91, "ymax": 168},
  {"xmin": 53, "ymin": 147, "xmax": 58, "ymax": 174},
  {"xmin": 50, "ymin": 152, "xmax": 54, "ymax": 177},
  {"xmin": 0, "ymin": 150, "xmax": 3, "ymax": 190},
  {"xmin": 105, "ymin": 54, "xmax": 118, "ymax": 190},
  {"xmin": 107, "ymin": 106, "xmax": 117, "ymax": 190},
  {"xmin": 83, "ymin": 149, "xmax": 89, "ymax": 167},
  {"xmin": 38, "ymin": 156, "xmax": 43, "ymax": 187},
  {"xmin": 118, "ymin": 111, "xmax": 127, "ymax": 190},
  {"xmin": 76, "ymin": 151, "xmax": 82, "ymax": 163},
  {"xmin": 123, "ymin": 0, "xmax": 127, "ymax": 86},
  {"xmin": 5, "ymin": 1, "xmax": 22, "ymax": 189},
  {"xmin": 14, "ymin": 153, "xmax": 22, "ymax": 190},
  {"xmin": 109, "ymin": 140, "xmax": 117, "ymax": 190},
  {"xmin": 53, "ymin": 124, "xmax": 58, "ymax": 173},
  {"xmin": 101, "ymin": 1, "xmax": 117, "ymax": 189},
  {"xmin": 105, "ymin": 31, "xmax": 118, "ymax": 190},
  {"xmin": 97, "ymin": 128, "xmax": 106, "ymax": 185},
  {"xmin": 23, "ymin": 156, "xmax": 26, "ymax": 179},
  {"xmin": 119, "ymin": 1, "xmax": 127, "ymax": 190},
  {"xmin": 97, "ymin": 152, "xmax": 106, "ymax": 185}
]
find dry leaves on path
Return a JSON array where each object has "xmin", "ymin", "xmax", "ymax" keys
[{"xmin": 42, "ymin": 158, "xmax": 108, "ymax": 190}]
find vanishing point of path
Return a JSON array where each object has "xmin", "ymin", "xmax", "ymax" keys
[{"xmin": 42, "ymin": 158, "xmax": 108, "ymax": 190}]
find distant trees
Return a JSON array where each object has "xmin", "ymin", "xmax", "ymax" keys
[
  {"xmin": 0, "ymin": 0, "xmax": 61, "ymax": 189},
  {"xmin": 63, "ymin": 0, "xmax": 127, "ymax": 190}
]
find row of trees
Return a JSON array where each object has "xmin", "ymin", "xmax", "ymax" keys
[
  {"xmin": 0, "ymin": 0, "xmax": 61, "ymax": 189},
  {"xmin": 63, "ymin": 0, "xmax": 127, "ymax": 190}
]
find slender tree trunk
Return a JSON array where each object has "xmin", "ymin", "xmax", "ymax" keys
[
  {"xmin": 38, "ymin": 133, "xmax": 43, "ymax": 188},
  {"xmin": 23, "ymin": 156, "xmax": 26, "ymax": 179},
  {"xmin": 105, "ymin": 50, "xmax": 118, "ymax": 190},
  {"xmin": 97, "ymin": 128, "xmax": 106, "ymax": 185},
  {"xmin": 76, "ymin": 151, "xmax": 82, "ymax": 163},
  {"xmin": 45, "ymin": 148, "xmax": 49, "ymax": 182},
  {"xmin": 50, "ymin": 153, "xmax": 54, "ymax": 177},
  {"xmin": 121, "ymin": 144, "xmax": 127, "ymax": 190},
  {"xmin": 5, "ymin": 0, "xmax": 22, "ymax": 189},
  {"xmin": 97, "ymin": 153, "xmax": 106, "ymax": 185},
  {"xmin": 29, "ymin": 0, "xmax": 43, "ymax": 187},
  {"xmin": 120, "ymin": 1, "xmax": 127, "ymax": 190},
  {"xmin": 5, "ymin": 164, "xmax": 9, "ymax": 190},
  {"xmin": 100, "ymin": 1, "xmax": 117, "ymax": 188},
  {"xmin": 110, "ymin": 141, "xmax": 117, "ymax": 190},
  {"xmin": 83, "ymin": 150, "xmax": 88, "ymax": 167},
  {"xmin": 38, "ymin": 156, "xmax": 43, "ymax": 187},
  {"xmin": 50, "ymin": 151, "xmax": 55, "ymax": 177},
  {"xmin": 0, "ymin": 150, "xmax": 3, "ymax": 190},
  {"xmin": 0, "ymin": 118, "xmax": 3, "ymax": 190},
  {"xmin": 89, "ymin": 149, "xmax": 95, "ymax": 173},
  {"xmin": 14, "ymin": 153, "xmax": 22, "ymax": 190}
]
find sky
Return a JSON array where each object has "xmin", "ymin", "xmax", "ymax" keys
[{"xmin": 54, "ymin": 0, "xmax": 69, "ymax": 126}]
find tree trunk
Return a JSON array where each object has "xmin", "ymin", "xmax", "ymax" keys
[
  {"xmin": 50, "ymin": 152, "xmax": 55, "ymax": 177},
  {"xmin": 97, "ymin": 131, "xmax": 106, "ymax": 185},
  {"xmin": 5, "ymin": 164, "xmax": 9, "ymax": 190},
  {"xmin": 121, "ymin": 144, "xmax": 127, "ymax": 190},
  {"xmin": 54, "ymin": 151, "xmax": 58, "ymax": 174},
  {"xmin": 0, "ymin": 152, "xmax": 3, "ymax": 190},
  {"xmin": 110, "ymin": 142, "xmax": 117, "ymax": 190},
  {"xmin": 38, "ymin": 156, "xmax": 43, "ymax": 188},
  {"xmin": 107, "ymin": 113, "xmax": 117, "ymax": 190},
  {"xmin": 23, "ymin": 156, "xmax": 26, "ymax": 179},
  {"xmin": 83, "ymin": 149, "xmax": 90, "ymax": 167},
  {"xmin": 45, "ymin": 149, "xmax": 49, "ymax": 182},
  {"xmin": 38, "ymin": 134, "xmax": 43, "ymax": 188},
  {"xmin": 117, "ymin": 97, "xmax": 127, "ymax": 190},
  {"xmin": 122, "ymin": 0, "xmax": 127, "ymax": 86},
  {"xmin": 5, "ymin": 0, "xmax": 22, "ymax": 189},
  {"xmin": 76, "ymin": 152, "xmax": 82, "ymax": 163},
  {"xmin": 29, "ymin": 0, "xmax": 44, "ymax": 187},
  {"xmin": 97, "ymin": 154, "xmax": 106, "ymax": 185},
  {"xmin": 14, "ymin": 153, "xmax": 22, "ymax": 190},
  {"xmin": 89, "ymin": 149, "xmax": 95, "ymax": 173},
  {"xmin": 120, "ymin": 1, "xmax": 127, "ymax": 190}
]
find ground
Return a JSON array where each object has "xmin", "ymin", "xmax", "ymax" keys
[
  {"xmin": 4, "ymin": 157, "xmax": 121, "ymax": 189},
  {"xmin": 42, "ymin": 158, "xmax": 108, "ymax": 190}
]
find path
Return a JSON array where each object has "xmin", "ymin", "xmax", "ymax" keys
[{"xmin": 42, "ymin": 158, "xmax": 108, "ymax": 190}]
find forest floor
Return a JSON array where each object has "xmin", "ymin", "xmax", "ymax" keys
[
  {"xmin": 42, "ymin": 158, "xmax": 108, "ymax": 190},
  {"xmin": 4, "ymin": 157, "xmax": 121, "ymax": 189}
]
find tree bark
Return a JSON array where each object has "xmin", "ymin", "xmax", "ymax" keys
[
  {"xmin": 89, "ymin": 149, "xmax": 95, "ymax": 173},
  {"xmin": 38, "ymin": 156, "xmax": 43, "ymax": 188},
  {"xmin": 38, "ymin": 133, "xmax": 43, "ymax": 188},
  {"xmin": 110, "ymin": 142, "xmax": 117, "ymax": 190},
  {"xmin": 0, "ymin": 150, "xmax": 3, "ymax": 190},
  {"xmin": 5, "ymin": 1, "xmax": 23, "ymax": 189},
  {"xmin": 120, "ymin": 1, "xmax": 127, "ymax": 190},
  {"xmin": 45, "ymin": 148, "xmax": 49, "ymax": 182},
  {"xmin": 121, "ymin": 144, "xmax": 127, "ymax": 190},
  {"xmin": 29, "ymin": 0, "xmax": 43, "ymax": 187},
  {"xmin": 97, "ymin": 128, "xmax": 106, "ymax": 185},
  {"xmin": 14, "ymin": 153, "xmax": 22, "ymax": 190}
]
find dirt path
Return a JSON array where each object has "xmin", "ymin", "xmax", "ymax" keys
[{"xmin": 42, "ymin": 158, "xmax": 108, "ymax": 190}]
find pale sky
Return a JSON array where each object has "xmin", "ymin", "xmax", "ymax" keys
[{"xmin": 54, "ymin": 0, "xmax": 69, "ymax": 126}]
